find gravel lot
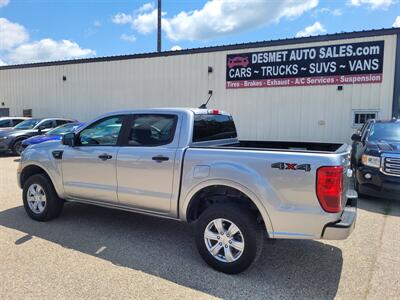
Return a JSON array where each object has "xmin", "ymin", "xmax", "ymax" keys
[{"xmin": 0, "ymin": 155, "xmax": 399, "ymax": 299}]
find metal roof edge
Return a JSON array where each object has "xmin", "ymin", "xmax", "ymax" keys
[{"xmin": 0, "ymin": 27, "xmax": 399, "ymax": 71}]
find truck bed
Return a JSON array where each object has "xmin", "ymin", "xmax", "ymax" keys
[
  {"xmin": 221, "ymin": 140, "xmax": 345, "ymax": 153},
  {"xmin": 183, "ymin": 139, "xmax": 351, "ymax": 240}
]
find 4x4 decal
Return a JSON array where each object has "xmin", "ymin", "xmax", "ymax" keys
[{"xmin": 271, "ymin": 162, "xmax": 311, "ymax": 172}]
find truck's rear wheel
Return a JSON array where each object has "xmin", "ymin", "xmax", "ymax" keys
[
  {"xmin": 195, "ymin": 203, "xmax": 263, "ymax": 274},
  {"xmin": 23, "ymin": 174, "xmax": 63, "ymax": 221}
]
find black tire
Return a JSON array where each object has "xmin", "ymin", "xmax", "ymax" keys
[
  {"xmin": 22, "ymin": 174, "xmax": 64, "ymax": 221},
  {"xmin": 12, "ymin": 139, "xmax": 24, "ymax": 156},
  {"xmin": 195, "ymin": 203, "xmax": 263, "ymax": 274}
]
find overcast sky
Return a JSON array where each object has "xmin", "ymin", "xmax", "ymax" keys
[{"xmin": 1, "ymin": 0, "xmax": 399, "ymax": 66}]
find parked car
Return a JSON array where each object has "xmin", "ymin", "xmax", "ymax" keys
[
  {"xmin": 351, "ymin": 118, "xmax": 400, "ymax": 200},
  {"xmin": 17, "ymin": 108, "xmax": 357, "ymax": 274},
  {"xmin": 0, "ymin": 118, "xmax": 76, "ymax": 155},
  {"xmin": 0, "ymin": 117, "xmax": 30, "ymax": 130},
  {"xmin": 21, "ymin": 122, "xmax": 84, "ymax": 151}
]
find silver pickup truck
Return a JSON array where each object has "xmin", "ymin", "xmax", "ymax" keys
[{"xmin": 18, "ymin": 108, "xmax": 357, "ymax": 274}]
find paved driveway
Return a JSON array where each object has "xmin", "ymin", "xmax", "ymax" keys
[{"xmin": 0, "ymin": 155, "xmax": 399, "ymax": 299}]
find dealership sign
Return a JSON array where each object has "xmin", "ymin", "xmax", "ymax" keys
[{"xmin": 226, "ymin": 41, "xmax": 384, "ymax": 89}]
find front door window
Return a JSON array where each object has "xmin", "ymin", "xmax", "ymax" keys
[{"xmin": 79, "ymin": 116, "xmax": 123, "ymax": 146}]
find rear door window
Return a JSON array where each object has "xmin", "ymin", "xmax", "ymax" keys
[
  {"xmin": 39, "ymin": 120, "xmax": 55, "ymax": 129},
  {"xmin": 126, "ymin": 114, "xmax": 177, "ymax": 146},
  {"xmin": 56, "ymin": 120, "xmax": 71, "ymax": 126},
  {"xmin": 193, "ymin": 114, "xmax": 237, "ymax": 142},
  {"xmin": 12, "ymin": 119, "xmax": 26, "ymax": 126}
]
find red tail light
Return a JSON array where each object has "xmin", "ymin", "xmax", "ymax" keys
[
  {"xmin": 208, "ymin": 109, "xmax": 220, "ymax": 115},
  {"xmin": 316, "ymin": 166, "xmax": 343, "ymax": 213}
]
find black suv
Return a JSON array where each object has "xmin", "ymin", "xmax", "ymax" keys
[
  {"xmin": 0, "ymin": 118, "xmax": 75, "ymax": 155},
  {"xmin": 351, "ymin": 118, "xmax": 400, "ymax": 200}
]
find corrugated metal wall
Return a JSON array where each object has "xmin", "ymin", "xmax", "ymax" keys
[{"xmin": 0, "ymin": 34, "xmax": 397, "ymax": 143}]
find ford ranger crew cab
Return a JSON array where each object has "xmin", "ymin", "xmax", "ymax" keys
[{"xmin": 18, "ymin": 108, "xmax": 357, "ymax": 274}]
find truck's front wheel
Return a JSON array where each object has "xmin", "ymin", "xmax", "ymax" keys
[
  {"xmin": 23, "ymin": 174, "xmax": 64, "ymax": 221},
  {"xmin": 195, "ymin": 204, "xmax": 263, "ymax": 274}
]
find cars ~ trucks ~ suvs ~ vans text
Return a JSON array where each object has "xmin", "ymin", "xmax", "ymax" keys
[{"xmin": 17, "ymin": 108, "xmax": 357, "ymax": 274}]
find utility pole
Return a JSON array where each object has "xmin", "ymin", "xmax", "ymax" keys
[{"xmin": 157, "ymin": 0, "xmax": 162, "ymax": 52}]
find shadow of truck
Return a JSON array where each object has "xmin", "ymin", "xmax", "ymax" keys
[{"xmin": 0, "ymin": 203, "xmax": 343, "ymax": 299}]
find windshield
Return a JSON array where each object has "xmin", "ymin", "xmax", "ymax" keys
[
  {"xmin": 46, "ymin": 123, "xmax": 80, "ymax": 135},
  {"xmin": 14, "ymin": 119, "xmax": 40, "ymax": 130},
  {"xmin": 368, "ymin": 123, "xmax": 400, "ymax": 141}
]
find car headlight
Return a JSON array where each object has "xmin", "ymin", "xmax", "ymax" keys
[{"xmin": 361, "ymin": 155, "xmax": 381, "ymax": 168}]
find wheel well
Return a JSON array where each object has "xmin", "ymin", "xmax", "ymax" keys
[
  {"xmin": 20, "ymin": 165, "xmax": 49, "ymax": 188},
  {"xmin": 12, "ymin": 136, "xmax": 27, "ymax": 145},
  {"xmin": 186, "ymin": 185, "xmax": 265, "ymax": 229}
]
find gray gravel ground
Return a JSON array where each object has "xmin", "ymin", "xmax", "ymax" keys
[{"xmin": 0, "ymin": 155, "xmax": 399, "ymax": 299}]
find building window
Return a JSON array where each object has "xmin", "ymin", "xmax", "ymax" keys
[
  {"xmin": 0, "ymin": 108, "xmax": 10, "ymax": 117},
  {"xmin": 353, "ymin": 110, "xmax": 378, "ymax": 127},
  {"xmin": 23, "ymin": 109, "xmax": 32, "ymax": 117}
]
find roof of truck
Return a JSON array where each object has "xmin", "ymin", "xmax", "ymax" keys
[
  {"xmin": 101, "ymin": 107, "xmax": 231, "ymax": 116},
  {"xmin": 145, "ymin": 107, "xmax": 230, "ymax": 115}
]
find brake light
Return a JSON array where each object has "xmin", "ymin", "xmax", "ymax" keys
[
  {"xmin": 208, "ymin": 109, "xmax": 220, "ymax": 115},
  {"xmin": 316, "ymin": 166, "xmax": 343, "ymax": 213}
]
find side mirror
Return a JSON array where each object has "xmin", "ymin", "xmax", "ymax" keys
[
  {"xmin": 62, "ymin": 133, "xmax": 76, "ymax": 147},
  {"xmin": 351, "ymin": 133, "xmax": 362, "ymax": 142},
  {"xmin": 37, "ymin": 125, "xmax": 45, "ymax": 133}
]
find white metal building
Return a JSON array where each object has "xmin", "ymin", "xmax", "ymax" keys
[{"xmin": 0, "ymin": 28, "xmax": 399, "ymax": 143}]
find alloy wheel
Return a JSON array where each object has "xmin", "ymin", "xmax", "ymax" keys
[
  {"xmin": 204, "ymin": 218, "xmax": 245, "ymax": 263},
  {"xmin": 27, "ymin": 183, "xmax": 47, "ymax": 214}
]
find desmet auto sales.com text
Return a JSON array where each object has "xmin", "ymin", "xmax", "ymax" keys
[
  {"xmin": 251, "ymin": 44, "xmax": 381, "ymax": 63},
  {"xmin": 228, "ymin": 44, "xmax": 381, "ymax": 79}
]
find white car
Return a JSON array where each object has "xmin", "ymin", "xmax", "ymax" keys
[{"xmin": 0, "ymin": 117, "xmax": 30, "ymax": 130}]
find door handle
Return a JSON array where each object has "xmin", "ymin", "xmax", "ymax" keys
[
  {"xmin": 98, "ymin": 153, "xmax": 112, "ymax": 161},
  {"xmin": 152, "ymin": 155, "xmax": 169, "ymax": 162}
]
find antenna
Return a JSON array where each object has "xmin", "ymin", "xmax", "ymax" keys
[{"xmin": 199, "ymin": 90, "xmax": 213, "ymax": 109}]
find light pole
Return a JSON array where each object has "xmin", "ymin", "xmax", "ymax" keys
[{"xmin": 157, "ymin": 0, "xmax": 161, "ymax": 52}]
